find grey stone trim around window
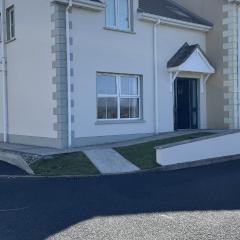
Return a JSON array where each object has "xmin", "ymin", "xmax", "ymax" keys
[{"xmin": 51, "ymin": 2, "xmax": 69, "ymax": 148}]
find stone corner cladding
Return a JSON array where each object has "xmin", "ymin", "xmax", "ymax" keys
[
  {"xmin": 51, "ymin": 2, "xmax": 68, "ymax": 148},
  {"xmin": 222, "ymin": 2, "xmax": 238, "ymax": 129}
]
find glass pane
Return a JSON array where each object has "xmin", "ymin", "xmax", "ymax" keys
[
  {"xmin": 97, "ymin": 98, "xmax": 107, "ymax": 119},
  {"xmin": 98, "ymin": 98, "xmax": 118, "ymax": 119},
  {"xmin": 6, "ymin": 9, "xmax": 11, "ymax": 40},
  {"xmin": 121, "ymin": 76, "xmax": 138, "ymax": 96},
  {"xmin": 106, "ymin": 0, "xmax": 116, "ymax": 27},
  {"xmin": 119, "ymin": 0, "xmax": 129, "ymax": 30},
  {"xmin": 97, "ymin": 75, "xmax": 117, "ymax": 95},
  {"xmin": 10, "ymin": 10, "xmax": 15, "ymax": 38},
  {"xmin": 120, "ymin": 98, "xmax": 139, "ymax": 119}
]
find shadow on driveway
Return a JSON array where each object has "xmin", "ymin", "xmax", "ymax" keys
[{"xmin": 0, "ymin": 160, "xmax": 240, "ymax": 239}]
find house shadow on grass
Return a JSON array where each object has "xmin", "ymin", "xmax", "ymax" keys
[{"xmin": 1, "ymin": 159, "xmax": 240, "ymax": 240}]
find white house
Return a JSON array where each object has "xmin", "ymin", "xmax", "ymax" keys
[{"xmin": 0, "ymin": 0, "xmax": 216, "ymax": 149}]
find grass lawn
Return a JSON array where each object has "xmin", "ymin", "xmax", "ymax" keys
[
  {"xmin": 115, "ymin": 132, "xmax": 215, "ymax": 170},
  {"xmin": 31, "ymin": 152, "xmax": 100, "ymax": 176}
]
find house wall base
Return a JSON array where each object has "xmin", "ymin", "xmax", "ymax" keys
[
  {"xmin": 0, "ymin": 134, "xmax": 66, "ymax": 149},
  {"xmin": 72, "ymin": 133, "xmax": 154, "ymax": 147},
  {"xmin": 0, "ymin": 133, "xmax": 154, "ymax": 149}
]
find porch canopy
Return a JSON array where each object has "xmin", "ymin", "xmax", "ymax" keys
[{"xmin": 167, "ymin": 43, "xmax": 215, "ymax": 93}]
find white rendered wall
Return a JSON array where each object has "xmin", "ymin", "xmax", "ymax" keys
[
  {"xmin": 0, "ymin": 0, "xmax": 57, "ymax": 139},
  {"xmin": 157, "ymin": 132, "xmax": 240, "ymax": 166},
  {"xmin": 71, "ymin": 1, "xmax": 154, "ymax": 139},
  {"xmin": 70, "ymin": 3, "xmax": 207, "ymax": 139}
]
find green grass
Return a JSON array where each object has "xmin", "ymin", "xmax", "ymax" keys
[
  {"xmin": 31, "ymin": 152, "xmax": 100, "ymax": 176},
  {"xmin": 115, "ymin": 132, "xmax": 215, "ymax": 170}
]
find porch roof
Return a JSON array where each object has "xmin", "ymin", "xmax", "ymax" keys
[{"xmin": 167, "ymin": 42, "xmax": 215, "ymax": 74}]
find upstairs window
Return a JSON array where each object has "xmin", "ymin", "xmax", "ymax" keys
[
  {"xmin": 105, "ymin": 0, "xmax": 131, "ymax": 31},
  {"xmin": 6, "ymin": 6, "xmax": 15, "ymax": 41}
]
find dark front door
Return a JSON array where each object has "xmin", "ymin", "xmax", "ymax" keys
[{"xmin": 174, "ymin": 78, "xmax": 198, "ymax": 130}]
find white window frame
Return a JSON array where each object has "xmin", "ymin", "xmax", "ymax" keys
[
  {"xmin": 105, "ymin": 0, "xmax": 132, "ymax": 31},
  {"xmin": 97, "ymin": 73, "xmax": 142, "ymax": 121},
  {"xmin": 6, "ymin": 5, "xmax": 15, "ymax": 41}
]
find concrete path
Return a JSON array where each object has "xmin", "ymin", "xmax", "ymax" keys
[{"xmin": 83, "ymin": 148, "xmax": 139, "ymax": 174}]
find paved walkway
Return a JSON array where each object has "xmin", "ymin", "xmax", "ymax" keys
[{"xmin": 83, "ymin": 148, "xmax": 139, "ymax": 174}]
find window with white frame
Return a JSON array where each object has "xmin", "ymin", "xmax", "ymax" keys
[
  {"xmin": 105, "ymin": 0, "xmax": 131, "ymax": 31},
  {"xmin": 97, "ymin": 73, "xmax": 141, "ymax": 120},
  {"xmin": 6, "ymin": 6, "xmax": 15, "ymax": 41}
]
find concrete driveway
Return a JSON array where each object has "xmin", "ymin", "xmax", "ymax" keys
[
  {"xmin": 1, "ymin": 160, "xmax": 240, "ymax": 240},
  {"xmin": 0, "ymin": 161, "xmax": 27, "ymax": 176}
]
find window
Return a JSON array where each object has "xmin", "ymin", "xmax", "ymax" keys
[
  {"xmin": 6, "ymin": 6, "xmax": 15, "ymax": 41},
  {"xmin": 97, "ymin": 73, "xmax": 141, "ymax": 121},
  {"xmin": 105, "ymin": 0, "xmax": 131, "ymax": 31}
]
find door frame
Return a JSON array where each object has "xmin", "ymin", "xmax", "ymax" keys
[{"xmin": 174, "ymin": 77, "xmax": 200, "ymax": 130}]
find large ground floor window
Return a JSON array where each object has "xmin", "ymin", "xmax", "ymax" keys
[{"xmin": 97, "ymin": 73, "xmax": 141, "ymax": 121}]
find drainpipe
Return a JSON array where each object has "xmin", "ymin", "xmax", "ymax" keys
[
  {"xmin": 153, "ymin": 19, "xmax": 161, "ymax": 134},
  {"xmin": 66, "ymin": 0, "xmax": 73, "ymax": 147},
  {"xmin": 237, "ymin": 5, "xmax": 240, "ymax": 129},
  {"xmin": 1, "ymin": 0, "xmax": 8, "ymax": 143}
]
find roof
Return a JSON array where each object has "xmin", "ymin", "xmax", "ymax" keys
[
  {"xmin": 167, "ymin": 42, "xmax": 215, "ymax": 75},
  {"xmin": 138, "ymin": 0, "xmax": 213, "ymax": 27},
  {"xmin": 167, "ymin": 43, "xmax": 200, "ymax": 68}
]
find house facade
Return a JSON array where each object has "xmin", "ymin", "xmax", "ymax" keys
[
  {"xmin": 0, "ymin": 0, "xmax": 220, "ymax": 148},
  {"xmin": 175, "ymin": 0, "xmax": 240, "ymax": 130}
]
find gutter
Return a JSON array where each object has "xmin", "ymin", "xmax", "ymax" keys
[
  {"xmin": 153, "ymin": 19, "xmax": 161, "ymax": 134},
  {"xmin": 66, "ymin": 0, "xmax": 73, "ymax": 147},
  {"xmin": 1, "ymin": 0, "xmax": 8, "ymax": 143},
  {"xmin": 139, "ymin": 12, "xmax": 212, "ymax": 33}
]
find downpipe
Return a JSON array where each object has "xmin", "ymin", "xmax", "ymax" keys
[
  {"xmin": 1, "ymin": 0, "xmax": 8, "ymax": 143},
  {"xmin": 237, "ymin": 6, "xmax": 240, "ymax": 129},
  {"xmin": 153, "ymin": 19, "xmax": 161, "ymax": 134},
  {"xmin": 66, "ymin": 0, "xmax": 73, "ymax": 147}
]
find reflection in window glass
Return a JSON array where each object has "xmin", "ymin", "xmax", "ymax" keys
[
  {"xmin": 120, "ymin": 98, "xmax": 139, "ymax": 119},
  {"xmin": 121, "ymin": 76, "xmax": 138, "ymax": 95},
  {"xmin": 106, "ymin": 0, "xmax": 131, "ymax": 31},
  {"xmin": 97, "ymin": 97, "xmax": 118, "ymax": 119},
  {"xmin": 97, "ymin": 75, "xmax": 117, "ymax": 95},
  {"xmin": 97, "ymin": 74, "xmax": 141, "ymax": 120},
  {"xmin": 119, "ymin": 0, "xmax": 129, "ymax": 30},
  {"xmin": 106, "ymin": 0, "xmax": 116, "ymax": 28}
]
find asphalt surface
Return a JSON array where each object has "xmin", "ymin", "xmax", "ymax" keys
[
  {"xmin": 1, "ymin": 160, "xmax": 240, "ymax": 240},
  {"xmin": 0, "ymin": 161, "xmax": 27, "ymax": 176}
]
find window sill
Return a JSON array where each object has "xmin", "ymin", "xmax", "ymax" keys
[
  {"xmin": 95, "ymin": 119, "xmax": 145, "ymax": 125},
  {"xmin": 104, "ymin": 27, "xmax": 136, "ymax": 34},
  {"xmin": 6, "ymin": 37, "xmax": 16, "ymax": 44}
]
